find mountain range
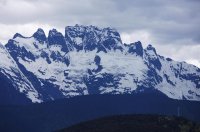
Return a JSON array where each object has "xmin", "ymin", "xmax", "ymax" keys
[{"xmin": 0, "ymin": 24, "xmax": 200, "ymax": 104}]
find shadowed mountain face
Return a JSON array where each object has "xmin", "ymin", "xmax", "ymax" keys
[
  {"xmin": 59, "ymin": 115, "xmax": 200, "ymax": 132},
  {"xmin": 0, "ymin": 25, "xmax": 199, "ymax": 104}
]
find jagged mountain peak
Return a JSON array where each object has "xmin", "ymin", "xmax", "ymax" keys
[
  {"xmin": 48, "ymin": 28, "xmax": 62, "ymax": 36},
  {"xmin": 126, "ymin": 41, "xmax": 143, "ymax": 56},
  {"xmin": 65, "ymin": 24, "xmax": 122, "ymax": 52},
  {"xmin": 65, "ymin": 24, "xmax": 111, "ymax": 32},
  {"xmin": 8, "ymin": 25, "xmax": 123, "ymax": 53},
  {"xmin": 33, "ymin": 28, "xmax": 46, "ymax": 42},
  {"xmin": 13, "ymin": 33, "xmax": 26, "ymax": 39},
  {"xmin": 47, "ymin": 28, "xmax": 68, "ymax": 52},
  {"xmin": 65, "ymin": 24, "xmax": 120, "ymax": 38},
  {"xmin": 146, "ymin": 44, "xmax": 157, "ymax": 54},
  {"xmin": 144, "ymin": 44, "xmax": 159, "ymax": 58},
  {"xmin": 144, "ymin": 44, "xmax": 161, "ymax": 70},
  {"xmin": 34, "ymin": 28, "xmax": 45, "ymax": 35}
]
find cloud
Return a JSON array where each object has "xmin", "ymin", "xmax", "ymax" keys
[
  {"xmin": 0, "ymin": 0, "xmax": 199, "ymax": 67},
  {"xmin": 154, "ymin": 44, "xmax": 200, "ymax": 67},
  {"xmin": 0, "ymin": 23, "xmax": 64, "ymax": 44},
  {"xmin": 186, "ymin": 59, "xmax": 200, "ymax": 68},
  {"xmin": 121, "ymin": 30, "xmax": 153, "ymax": 47}
]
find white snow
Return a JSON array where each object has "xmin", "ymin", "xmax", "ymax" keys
[{"xmin": 74, "ymin": 37, "xmax": 82, "ymax": 45}]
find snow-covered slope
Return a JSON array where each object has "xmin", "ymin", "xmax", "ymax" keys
[
  {"xmin": 0, "ymin": 43, "xmax": 41, "ymax": 103},
  {"xmin": 1, "ymin": 25, "xmax": 200, "ymax": 103},
  {"xmin": 157, "ymin": 57, "xmax": 200, "ymax": 100}
]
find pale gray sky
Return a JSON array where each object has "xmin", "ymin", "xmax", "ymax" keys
[{"xmin": 0, "ymin": 0, "xmax": 200, "ymax": 67}]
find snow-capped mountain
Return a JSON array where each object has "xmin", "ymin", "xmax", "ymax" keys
[{"xmin": 1, "ymin": 24, "xmax": 200, "ymax": 104}]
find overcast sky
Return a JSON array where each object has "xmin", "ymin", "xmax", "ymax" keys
[{"xmin": 0, "ymin": 0, "xmax": 200, "ymax": 67}]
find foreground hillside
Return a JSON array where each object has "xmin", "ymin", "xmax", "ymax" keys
[
  {"xmin": 0, "ymin": 93, "xmax": 200, "ymax": 132},
  {"xmin": 59, "ymin": 115, "xmax": 200, "ymax": 132}
]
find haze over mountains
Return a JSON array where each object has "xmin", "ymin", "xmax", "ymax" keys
[{"xmin": 0, "ymin": 25, "xmax": 200, "ymax": 105}]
